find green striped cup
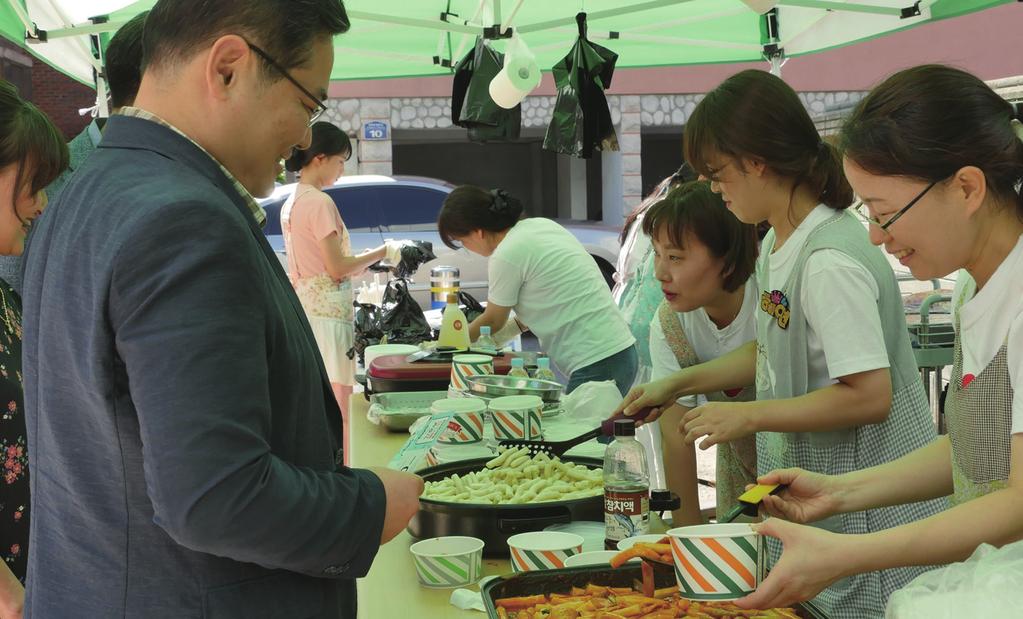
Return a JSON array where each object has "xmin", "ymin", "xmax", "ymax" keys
[
  {"xmin": 409, "ymin": 536, "xmax": 485, "ymax": 589},
  {"xmin": 431, "ymin": 398, "xmax": 487, "ymax": 444},
  {"xmin": 488, "ymin": 395, "xmax": 543, "ymax": 441},
  {"xmin": 667, "ymin": 524, "xmax": 766, "ymax": 601},
  {"xmin": 507, "ymin": 532, "xmax": 584, "ymax": 572}
]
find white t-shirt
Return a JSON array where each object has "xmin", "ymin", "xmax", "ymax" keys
[
  {"xmin": 650, "ymin": 278, "xmax": 759, "ymax": 408},
  {"xmin": 759, "ymin": 205, "xmax": 889, "ymax": 391},
  {"xmin": 954, "ymin": 233, "xmax": 1023, "ymax": 434},
  {"xmin": 488, "ymin": 218, "xmax": 635, "ymax": 374}
]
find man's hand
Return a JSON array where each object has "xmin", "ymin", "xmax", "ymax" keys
[{"xmin": 368, "ymin": 467, "xmax": 424, "ymax": 543}]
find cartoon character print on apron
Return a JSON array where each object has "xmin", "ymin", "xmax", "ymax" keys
[
  {"xmin": 754, "ymin": 212, "xmax": 944, "ymax": 619},
  {"xmin": 657, "ymin": 301, "xmax": 757, "ymax": 521}
]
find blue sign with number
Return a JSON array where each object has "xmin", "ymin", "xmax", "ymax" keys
[{"xmin": 363, "ymin": 121, "xmax": 389, "ymax": 141}]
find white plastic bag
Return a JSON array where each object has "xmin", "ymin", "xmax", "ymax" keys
[
  {"xmin": 561, "ymin": 380, "xmax": 622, "ymax": 426},
  {"xmin": 885, "ymin": 540, "xmax": 1023, "ymax": 618}
]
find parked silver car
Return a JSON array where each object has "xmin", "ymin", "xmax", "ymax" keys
[{"xmin": 259, "ymin": 175, "xmax": 621, "ymax": 309}]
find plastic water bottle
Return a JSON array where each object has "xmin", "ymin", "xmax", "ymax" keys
[
  {"xmin": 533, "ymin": 357, "xmax": 556, "ymax": 382},
  {"xmin": 603, "ymin": 419, "xmax": 650, "ymax": 550},
  {"xmin": 475, "ymin": 326, "xmax": 497, "ymax": 351},
  {"xmin": 508, "ymin": 358, "xmax": 530, "ymax": 378}
]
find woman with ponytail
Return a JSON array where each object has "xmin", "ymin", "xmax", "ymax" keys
[
  {"xmin": 437, "ymin": 186, "xmax": 638, "ymax": 394},
  {"xmin": 734, "ymin": 65, "xmax": 1023, "ymax": 612},
  {"xmin": 281, "ymin": 121, "xmax": 390, "ymax": 460},
  {"xmin": 616, "ymin": 69, "xmax": 943, "ymax": 617}
]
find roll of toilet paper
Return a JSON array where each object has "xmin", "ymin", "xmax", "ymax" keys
[{"xmin": 488, "ymin": 55, "xmax": 540, "ymax": 109}]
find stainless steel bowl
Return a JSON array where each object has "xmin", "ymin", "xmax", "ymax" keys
[{"xmin": 466, "ymin": 374, "xmax": 562, "ymax": 403}]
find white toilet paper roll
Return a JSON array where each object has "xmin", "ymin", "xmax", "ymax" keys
[{"xmin": 488, "ymin": 56, "xmax": 540, "ymax": 109}]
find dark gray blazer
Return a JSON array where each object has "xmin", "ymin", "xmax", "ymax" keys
[{"xmin": 20, "ymin": 115, "xmax": 386, "ymax": 618}]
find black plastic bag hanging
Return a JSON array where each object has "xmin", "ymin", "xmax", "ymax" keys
[
  {"xmin": 457, "ymin": 290, "xmax": 485, "ymax": 323},
  {"xmin": 378, "ymin": 279, "xmax": 433, "ymax": 345},
  {"xmin": 543, "ymin": 13, "xmax": 620, "ymax": 158},
  {"xmin": 367, "ymin": 240, "xmax": 438, "ymax": 279},
  {"xmin": 451, "ymin": 37, "xmax": 521, "ymax": 143},
  {"xmin": 348, "ymin": 301, "xmax": 384, "ymax": 364}
]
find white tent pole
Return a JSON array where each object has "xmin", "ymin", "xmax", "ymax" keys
[
  {"xmin": 39, "ymin": 20, "xmax": 126, "ymax": 39},
  {"xmin": 492, "ymin": 0, "xmax": 500, "ymax": 27},
  {"xmin": 346, "ymin": 10, "xmax": 483, "ymax": 35},
  {"xmin": 503, "ymin": 0, "xmax": 526, "ymax": 34},
  {"xmin": 518, "ymin": 0, "xmax": 691, "ymax": 34},
  {"xmin": 777, "ymin": 0, "xmax": 903, "ymax": 17},
  {"xmin": 452, "ymin": 0, "xmax": 488, "ymax": 62}
]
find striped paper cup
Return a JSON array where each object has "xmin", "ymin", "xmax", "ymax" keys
[
  {"xmin": 409, "ymin": 536, "xmax": 485, "ymax": 589},
  {"xmin": 488, "ymin": 395, "xmax": 543, "ymax": 441},
  {"xmin": 449, "ymin": 354, "xmax": 494, "ymax": 392},
  {"xmin": 431, "ymin": 398, "xmax": 487, "ymax": 444},
  {"xmin": 667, "ymin": 524, "xmax": 765, "ymax": 601},
  {"xmin": 507, "ymin": 532, "xmax": 584, "ymax": 572}
]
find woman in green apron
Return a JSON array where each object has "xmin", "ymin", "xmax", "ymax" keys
[
  {"xmin": 617, "ymin": 69, "xmax": 944, "ymax": 618},
  {"xmin": 642, "ymin": 181, "xmax": 760, "ymax": 526},
  {"xmin": 736, "ymin": 64, "xmax": 1023, "ymax": 612}
]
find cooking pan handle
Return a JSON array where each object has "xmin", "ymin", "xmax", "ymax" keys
[{"xmin": 497, "ymin": 513, "xmax": 571, "ymax": 534}]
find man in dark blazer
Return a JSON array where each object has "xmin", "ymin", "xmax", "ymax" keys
[{"xmin": 19, "ymin": 1, "xmax": 422, "ymax": 616}]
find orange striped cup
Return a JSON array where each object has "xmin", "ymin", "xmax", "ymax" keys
[
  {"xmin": 667, "ymin": 524, "xmax": 766, "ymax": 601},
  {"xmin": 431, "ymin": 398, "xmax": 487, "ymax": 444},
  {"xmin": 507, "ymin": 532, "xmax": 584, "ymax": 572},
  {"xmin": 488, "ymin": 395, "xmax": 543, "ymax": 441}
]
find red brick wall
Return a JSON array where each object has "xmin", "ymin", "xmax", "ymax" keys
[
  {"xmin": 30, "ymin": 59, "xmax": 94, "ymax": 141},
  {"xmin": 0, "ymin": 38, "xmax": 94, "ymax": 141}
]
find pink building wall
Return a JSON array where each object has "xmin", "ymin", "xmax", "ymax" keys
[{"xmin": 330, "ymin": 3, "xmax": 1023, "ymax": 99}]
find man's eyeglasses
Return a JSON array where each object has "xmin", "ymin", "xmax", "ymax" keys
[
  {"xmin": 853, "ymin": 179, "xmax": 941, "ymax": 232},
  {"xmin": 243, "ymin": 39, "xmax": 327, "ymax": 126}
]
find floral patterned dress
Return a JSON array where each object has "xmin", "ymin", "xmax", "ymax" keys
[{"xmin": 0, "ymin": 278, "xmax": 27, "ymax": 581}]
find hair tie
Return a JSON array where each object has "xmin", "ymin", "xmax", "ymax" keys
[
  {"xmin": 816, "ymin": 140, "xmax": 830, "ymax": 156},
  {"xmin": 489, "ymin": 189, "xmax": 512, "ymax": 214}
]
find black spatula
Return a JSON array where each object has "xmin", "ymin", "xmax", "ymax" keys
[{"xmin": 498, "ymin": 407, "xmax": 656, "ymax": 458}]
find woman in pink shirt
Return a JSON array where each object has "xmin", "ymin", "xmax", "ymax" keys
[{"xmin": 282, "ymin": 122, "xmax": 388, "ymax": 462}]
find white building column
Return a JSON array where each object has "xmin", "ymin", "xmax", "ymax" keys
[
  {"xmin": 359, "ymin": 98, "xmax": 393, "ymax": 176},
  {"xmin": 601, "ymin": 143, "xmax": 624, "ymax": 227},
  {"xmin": 556, "ymin": 155, "xmax": 588, "ymax": 220},
  {"xmin": 619, "ymin": 95, "xmax": 643, "ymax": 214}
]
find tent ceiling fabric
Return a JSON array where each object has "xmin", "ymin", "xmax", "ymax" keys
[{"xmin": 0, "ymin": 0, "xmax": 1011, "ymax": 86}]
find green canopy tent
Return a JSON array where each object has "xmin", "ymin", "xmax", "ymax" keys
[{"xmin": 0, "ymin": 0, "xmax": 1012, "ymax": 108}]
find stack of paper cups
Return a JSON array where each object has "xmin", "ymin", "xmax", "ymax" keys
[
  {"xmin": 448, "ymin": 354, "xmax": 494, "ymax": 398},
  {"xmin": 489, "ymin": 56, "xmax": 541, "ymax": 109}
]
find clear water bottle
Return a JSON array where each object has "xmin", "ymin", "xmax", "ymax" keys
[
  {"xmin": 533, "ymin": 357, "xmax": 556, "ymax": 382},
  {"xmin": 508, "ymin": 358, "xmax": 530, "ymax": 378},
  {"xmin": 604, "ymin": 419, "xmax": 650, "ymax": 550},
  {"xmin": 476, "ymin": 325, "xmax": 497, "ymax": 351}
]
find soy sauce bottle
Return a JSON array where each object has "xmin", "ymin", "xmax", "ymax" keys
[{"xmin": 603, "ymin": 419, "xmax": 649, "ymax": 550}]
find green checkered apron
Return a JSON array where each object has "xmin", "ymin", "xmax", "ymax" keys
[{"xmin": 755, "ymin": 211, "xmax": 946, "ymax": 619}]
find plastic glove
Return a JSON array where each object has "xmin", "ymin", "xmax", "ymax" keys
[{"xmin": 384, "ymin": 240, "xmax": 406, "ymax": 265}]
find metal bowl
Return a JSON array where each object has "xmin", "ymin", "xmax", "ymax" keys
[{"xmin": 466, "ymin": 374, "xmax": 562, "ymax": 403}]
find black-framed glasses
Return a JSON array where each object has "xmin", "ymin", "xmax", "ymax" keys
[
  {"xmin": 854, "ymin": 179, "xmax": 940, "ymax": 232},
  {"xmin": 243, "ymin": 39, "xmax": 327, "ymax": 126}
]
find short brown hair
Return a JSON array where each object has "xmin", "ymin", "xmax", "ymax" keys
[
  {"xmin": 642, "ymin": 181, "xmax": 758, "ymax": 293},
  {"xmin": 684, "ymin": 69, "xmax": 853, "ymax": 211}
]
